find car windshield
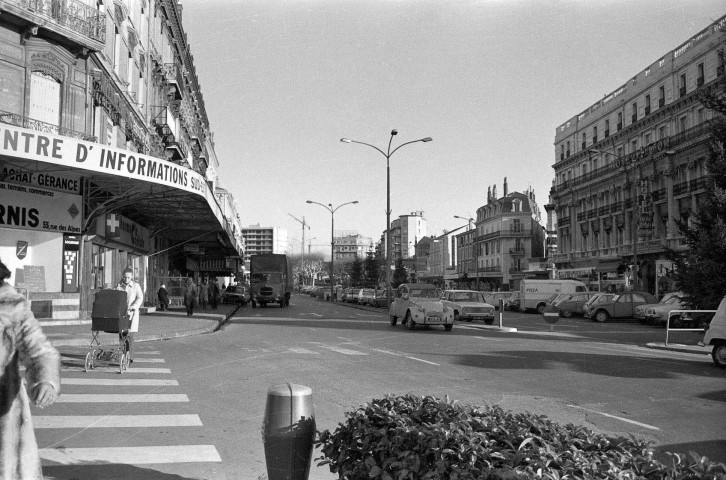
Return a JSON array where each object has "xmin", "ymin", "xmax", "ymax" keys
[
  {"xmin": 410, "ymin": 289, "xmax": 440, "ymax": 299},
  {"xmin": 662, "ymin": 295, "xmax": 681, "ymax": 305},
  {"xmin": 252, "ymin": 273, "xmax": 282, "ymax": 283},
  {"xmin": 454, "ymin": 292, "xmax": 483, "ymax": 302}
]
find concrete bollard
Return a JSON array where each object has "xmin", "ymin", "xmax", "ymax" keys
[{"xmin": 262, "ymin": 383, "xmax": 316, "ymax": 480}]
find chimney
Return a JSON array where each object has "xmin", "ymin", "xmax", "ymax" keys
[
  {"xmin": 503, "ymin": 177, "xmax": 508, "ymax": 197},
  {"xmin": 487, "ymin": 186, "xmax": 491, "ymax": 203},
  {"xmin": 493, "ymin": 184, "xmax": 497, "ymax": 200}
]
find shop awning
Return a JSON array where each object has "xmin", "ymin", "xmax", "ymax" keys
[
  {"xmin": 557, "ymin": 267, "xmax": 593, "ymax": 278},
  {"xmin": 594, "ymin": 261, "xmax": 624, "ymax": 273}
]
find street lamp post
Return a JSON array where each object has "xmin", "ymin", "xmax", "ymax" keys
[
  {"xmin": 454, "ymin": 215, "xmax": 479, "ymax": 290},
  {"xmin": 307, "ymin": 200, "xmax": 359, "ymax": 301},
  {"xmin": 341, "ymin": 130, "xmax": 432, "ymax": 308}
]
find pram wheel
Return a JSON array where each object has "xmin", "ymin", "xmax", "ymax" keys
[{"xmin": 84, "ymin": 351, "xmax": 94, "ymax": 372}]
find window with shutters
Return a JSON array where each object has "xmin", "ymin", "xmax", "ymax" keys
[{"xmin": 29, "ymin": 71, "xmax": 61, "ymax": 129}]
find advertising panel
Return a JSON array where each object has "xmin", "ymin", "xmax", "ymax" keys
[{"xmin": 0, "ymin": 182, "xmax": 82, "ymax": 233}]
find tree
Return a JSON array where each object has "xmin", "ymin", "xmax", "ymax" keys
[
  {"xmin": 667, "ymin": 72, "xmax": 726, "ymax": 309},
  {"xmin": 349, "ymin": 257, "xmax": 364, "ymax": 287},
  {"xmin": 392, "ymin": 257, "xmax": 408, "ymax": 287},
  {"xmin": 291, "ymin": 253, "xmax": 325, "ymax": 286},
  {"xmin": 363, "ymin": 255, "xmax": 380, "ymax": 288}
]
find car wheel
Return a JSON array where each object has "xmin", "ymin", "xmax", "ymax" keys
[
  {"xmin": 454, "ymin": 311, "xmax": 460, "ymax": 322},
  {"xmin": 561, "ymin": 310, "xmax": 572, "ymax": 318},
  {"xmin": 595, "ymin": 310, "xmax": 609, "ymax": 323},
  {"xmin": 712, "ymin": 345, "xmax": 726, "ymax": 369},
  {"xmin": 405, "ymin": 311, "xmax": 416, "ymax": 330},
  {"xmin": 389, "ymin": 315, "xmax": 397, "ymax": 326},
  {"xmin": 444, "ymin": 324, "xmax": 453, "ymax": 331},
  {"xmin": 484, "ymin": 318, "xmax": 494, "ymax": 325},
  {"xmin": 536, "ymin": 303, "xmax": 546, "ymax": 315}
]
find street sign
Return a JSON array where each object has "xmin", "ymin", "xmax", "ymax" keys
[{"xmin": 542, "ymin": 304, "xmax": 560, "ymax": 324}]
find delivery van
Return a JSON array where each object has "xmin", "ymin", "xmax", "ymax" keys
[{"xmin": 519, "ymin": 279, "xmax": 588, "ymax": 314}]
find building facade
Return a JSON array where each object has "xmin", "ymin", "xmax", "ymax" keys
[
  {"xmin": 333, "ymin": 231, "xmax": 372, "ymax": 262},
  {"xmin": 241, "ymin": 225, "xmax": 287, "ymax": 263},
  {"xmin": 0, "ymin": 0, "xmax": 242, "ymax": 318},
  {"xmin": 551, "ymin": 15, "xmax": 725, "ymax": 295}
]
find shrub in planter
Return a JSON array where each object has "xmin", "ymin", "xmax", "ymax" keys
[{"xmin": 315, "ymin": 394, "xmax": 726, "ymax": 480}]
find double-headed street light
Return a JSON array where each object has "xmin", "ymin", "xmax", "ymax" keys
[
  {"xmin": 340, "ymin": 130, "xmax": 432, "ymax": 308},
  {"xmin": 307, "ymin": 200, "xmax": 359, "ymax": 301}
]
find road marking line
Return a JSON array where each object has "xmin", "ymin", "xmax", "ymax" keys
[
  {"xmin": 62, "ymin": 367, "xmax": 172, "ymax": 374},
  {"xmin": 321, "ymin": 346, "xmax": 368, "ymax": 355},
  {"xmin": 62, "ymin": 356, "xmax": 165, "ymax": 364},
  {"xmin": 56, "ymin": 394, "xmax": 189, "ymax": 403},
  {"xmin": 567, "ymin": 404, "xmax": 660, "ymax": 430},
  {"xmin": 288, "ymin": 347, "xmax": 320, "ymax": 354},
  {"xmin": 356, "ymin": 313, "xmax": 379, "ymax": 317},
  {"xmin": 61, "ymin": 378, "xmax": 179, "ymax": 386},
  {"xmin": 134, "ymin": 351, "xmax": 161, "ymax": 355},
  {"xmin": 34, "ymin": 414, "xmax": 203, "ymax": 429},
  {"xmin": 40, "ymin": 445, "xmax": 221, "ymax": 465},
  {"xmin": 369, "ymin": 348, "xmax": 402, "ymax": 356},
  {"xmin": 405, "ymin": 356, "xmax": 440, "ymax": 366}
]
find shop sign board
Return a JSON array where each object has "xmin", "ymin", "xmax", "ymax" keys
[
  {"xmin": 96, "ymin": 213, "xmax": 150, "ymax": 251},
  {"xmin": 1, "ymin": 166, "xmax": 80, "ymax": 194},
  {"xmin": 0, "ymin": 181, "xmax": 82, "ymax": 233},
  {"xmin": 0, "ymin": 123, "xmax": 224, "ymax": 226},
  {"xmin": 62, "ymin": 233, "xmax": 80, "ymax": 293}
]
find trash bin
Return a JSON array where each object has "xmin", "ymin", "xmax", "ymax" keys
[{"xmin": 262, "ymin": 383, "xmax": 316, "ymax": 480}]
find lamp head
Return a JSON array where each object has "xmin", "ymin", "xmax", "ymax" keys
[
  {"xmin": 306, "ymin": 200, "xmax": 312, "ymax": 204},
  {"xmin": 340, "ymin": 138, "xmax": 352, "ymax": 143},
  {"xmin": 421, "ymin": 137, "xmax": 432, "ymax": 142},
  {"xmin": 390, "ymin": 129, "xmax": 398, "ymax": 136},
  {"xmin": 352, "ymin": 201, "xmax": 359, "ymax": 204}
]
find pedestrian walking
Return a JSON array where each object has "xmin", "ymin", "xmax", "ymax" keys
[
  {"xmin": 183, "ymin": 278, "xmax": 198, "ymax": 316},
  {"xmin": 210, "ymin": 278, "xmax": 220, "ymax": 310},
  {"xmin": 199, "ymin": 278, "xmax": 210, "ymax": 310},
  {"xmin": 115, "ymin": 267, "xmax": 143, "ymax": 363},
  {"xmin": 0, "ymin": 257, "xmax": 61, "ymax": 479},
  {"xmin": 157, "ymin": 283, "xmax": 169, "ymax": 311}
]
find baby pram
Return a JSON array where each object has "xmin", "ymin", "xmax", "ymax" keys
[{"xmin": 85, "ymin": 289, "xmax": 132, "ymax": 373}]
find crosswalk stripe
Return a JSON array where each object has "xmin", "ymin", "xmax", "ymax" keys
[
  {"xmin": 40, "ymin": 445, "xmax": 222, "ymax": 465},
  {"xmin": 56, "ymin": 394, "xmax": 188, "ymax": 403},
  {"xmin": 320, "ymin": 346, "xmax": 368, "ymax": 356},
  {"xmin": 63, "ymin": 367, "xmax": 172, "ymax": 373},
  {"xmin": 61, "ymin": 378, "xmax": 178, "ymax": 386},
  {"xmin": 34, "ymin": 414, "xmax": 202, "ymax": 429},
  {"xmin": 62, "ymin": 356, "xmax": 166, "ymax": 364},
  {"xmin": 288, "ymin": 347, "xmax": 320, "ymax": 354}
]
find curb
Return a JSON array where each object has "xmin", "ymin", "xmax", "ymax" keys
[{"xmin": 645, "ymin": 342, "xmax": 710, "ymax": 356}]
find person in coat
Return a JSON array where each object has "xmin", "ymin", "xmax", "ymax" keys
[
  {"xmin": 183, "ymin": 278, "xmax": 198, "ymax": 316},
  {"xmin": 198, "ymin": 278, "xmax": 210, "ymax": 310},
  {"xmin": 115, "ymin": 267, "xmax": 144, "ymax": 363},
  {"xmin": 209, "ymin": 278, "xmax": 220, "ymax": 310},
  {"xmin": 0, "ymin": 258, "xmax": 60, "ymax": 479},
  {"xmin": 157, "ymin": 284, "xmax": 169, "ymax": 311}
]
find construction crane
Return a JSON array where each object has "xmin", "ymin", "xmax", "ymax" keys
[{"xmin": 288, "ymin": 213, "xmax": 310, "ymax": 266}]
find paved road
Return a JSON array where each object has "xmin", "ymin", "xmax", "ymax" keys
[{"xmin": 40, "ymin": 294, "xmax": 725, "ymax": 479}]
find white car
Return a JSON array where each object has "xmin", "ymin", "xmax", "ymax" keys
[
  {"xmin": 389, "ymin": 283, "xmax": 454, "ymax": 331},
  {"xmin": 441, "ymin": 290, "xmax": 495, "ymax": 324},
  {"xmin": 702, "ymin": 295, "xmax": 726, "ymax": 368}
]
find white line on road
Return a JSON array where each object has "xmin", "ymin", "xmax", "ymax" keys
[
  {"xmin": 405, "ymin": 356, "xmax": 440, "ymax": 366},
  {"xmin": 319, "ymin": 345, "xmax": 368, "ymax": 355},
  {"xmin": 40, "ymin": 445, "xmax": 221, "ymax": 465},
  {"xmin": 369, "ymin": 348, "xmax": 402, "ymax": 356},
  {"xmin": 62, "ymin": 356, "xmax": 165, "ymax": 364},
  {"xmin": 63, "ymin": 367, "xmax": 172, "ymax": 374},
  {"xmin": 288, "ymin": 347, "xmax": 320, "ymax": 354},
  {"xmin": 34, "ymin": 414, "xmax": 203, "ymax": 429},
  {"xmin": 56, "ymin": 394, "xmax": 188, "ymax": 403},
  {"xmin": 567, "ymin": 404, "xmax": 660, "ymax": 430},
  {"xmin": 61, "ymin": 378, "xmax": 179, "ymax": 386},
  {"xmin": 356, "ymin": 313, "xmax": 379, "ymax": 317}
]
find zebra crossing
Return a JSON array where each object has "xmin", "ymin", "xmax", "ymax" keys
[{"xmin": 33, "ymin": 349, "xmax": 222, "ymax": 472}]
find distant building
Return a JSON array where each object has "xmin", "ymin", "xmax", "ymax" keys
[
  {"xmin": 241, "ymin": 225, "xmax": 288, "ymax": 267},
  {"xmin": 333, "ymin": 231, "xmax": 373, "ymax": 262}
]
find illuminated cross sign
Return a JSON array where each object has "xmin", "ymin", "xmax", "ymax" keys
[{"xmin": 106, "ymin": 214, "xmax": 120, "ymax": 237}]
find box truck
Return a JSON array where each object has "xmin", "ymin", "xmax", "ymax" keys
[
  {"xmin": 249, "ymin": 254, "xmax": 292, "ymax": 308},
  {"xmin": 519, "ymin": 279, "xmax": 588, "ymax": 314}
]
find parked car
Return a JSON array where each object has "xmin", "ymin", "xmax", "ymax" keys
[
  {"xmin": 389, "ymin": 283, "xmax": 454, "ymax": 331},
  {"xmin": 504, "ymin": 291, "xmax": 521, "ymax": 311},
  {"xmin": 484, "ymin": 292, "xmax": 513, "ymax": 309},
  {"xmin": 340, "ymin": 288, "xmax": 352, "ymax": 302},
  {"xmin": 583, "ymin": 291, "xmax": 658, "ymax": 322},
  {"xmin": 371, "ymin": 289, "xmax": 390, "ymax": 308},
  {"xmin": 359, "ymin": 288, "xmax": 376, "ymax": 305},
  {"xmin": 222, "ymin": 285, "xmax": 248, "ymax": 305},
  {"xmin": 351, "ymin": 288, "xmax": 363, "ymax": 304},
  {"xmin": 555, "ymin": 292, "xmax": 597, "ymax": 318},
  {"xmin": 441, "ymin": 290, "xmax": 495, "ymax": 324},
  {"xmin": 702, "ymin": 295, "xmax": 726, "ymax": 368},
  {"xmin": 634, "ymin": 292, "xmax": 686, "ymax": 325}
]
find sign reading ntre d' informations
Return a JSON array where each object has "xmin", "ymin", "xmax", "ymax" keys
[
  {"xmin": 0, "ymin": 182, "xmax": 82, "ymax": 233},
  {"xmin": 0, "ymin": 123, "xmax": 219, "ymax": 215}
]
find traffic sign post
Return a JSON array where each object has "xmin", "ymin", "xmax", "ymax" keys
[{"xmin": 542, "ymin": 304, "xmax": 560, "ymax": 330}]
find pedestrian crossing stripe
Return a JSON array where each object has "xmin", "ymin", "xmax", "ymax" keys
[
  {"xmin": 56, "ymin": 394, "xmax": 188, "ymax": 403},
  {"xmin": 61, "ymin": 378, "xmax": 179, "ymax": 386},
  {"xmin": 288, "ymin": 347, "xmax": 320, "ymax": 354},
  {"xmin": 61, "ymin": 356, "xmax": 166, "ymax": 363},
  {"xmin": 34, "ymin": 414, "xmax": 203, "ymax": 429},
  {"xmin": 40, "ymin": 445, "xmax": 222, "ymax": 465},
  {"xmin": 61, "ymin": 367, "xmax": 172, "ymax": 374}
]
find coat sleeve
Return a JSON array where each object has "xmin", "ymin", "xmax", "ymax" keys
[
  {"xmin": 16, "ymin": 301, "xmax": 61, "ymax": 394},
  {"xmin": 129, "ymin": 283, "xmax": 144, "ymax": 310}
]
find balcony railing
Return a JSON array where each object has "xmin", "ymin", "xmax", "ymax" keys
[
  {"xmin": 587, "ymin": 209, "xmax": 597, "ymax": 219},
  {"xmin": 673, "ymin": 181, "xmax": 689, "ymax": 195},
  {"xmin": 0, "ymin": 109, "xmax": 95, "ymax": 141},
  {"xmin": 598, "ymin": 206, "xmax": 609, "ymax": 216},
  {"xmin": 559, "ymin": 216, "xmax": 571, "ymax": 227},
  {"xmin": 163, "ymin": 63, "xmax": 184, "ymax": 99},
  {"xmin": 690, "ymin": 178, "xmax": 708, "ymax": 191},
  {"xmin": 4, "ymin": 0, "xmax": 106, "ymax": 44},
  {"xmin": 509, "ymin": 247, "xmax": 525, "ymax": 255},
  {"xmin": 651, "ymin": 188, "xmax": 666, "ymax": 201}
]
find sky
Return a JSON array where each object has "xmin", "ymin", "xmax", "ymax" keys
[{"xmin": 181, "ymin": 0, "xmax": 725, "ymax": 256}]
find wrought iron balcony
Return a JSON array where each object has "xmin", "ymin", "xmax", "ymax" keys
[
  {"xmin": 2, "ymin": 0, "xmax": 106, "ymax": 47},
  {"xmin": 163, "ymin": 63, "xmax": 184, "ymax": 100},
  {"xmin": 0, "ymin": 109, "xmax": 95, "ymax": 141}
]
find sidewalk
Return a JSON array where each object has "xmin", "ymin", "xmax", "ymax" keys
[
  {"xmin": 39, "ymin": 303, "xmax": 240, "ymax": 347},
  {"xmin": 645, "ymin": 341, "xmax": 712, "ymax": 356}
]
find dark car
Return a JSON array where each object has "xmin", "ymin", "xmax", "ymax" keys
[
  {"xmin": 222, "ymin": 285, "xmax": 248, "ymax": 305},
  {"xmin": 555, "ymin": 292, "xmax": 597, "ymax": 318},
  {"xmin": 583, "ymin": 291, "xmax": 658, "ymax": 322}
]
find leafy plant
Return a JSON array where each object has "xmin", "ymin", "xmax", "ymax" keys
[{"xmin": 316, "ymin": 394, "xmax": 726, "ymax": 480}]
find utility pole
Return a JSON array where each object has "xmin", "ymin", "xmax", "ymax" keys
[{"xmin": 289, "ymin": 213, "xmax": 310, "ymax": 284}]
